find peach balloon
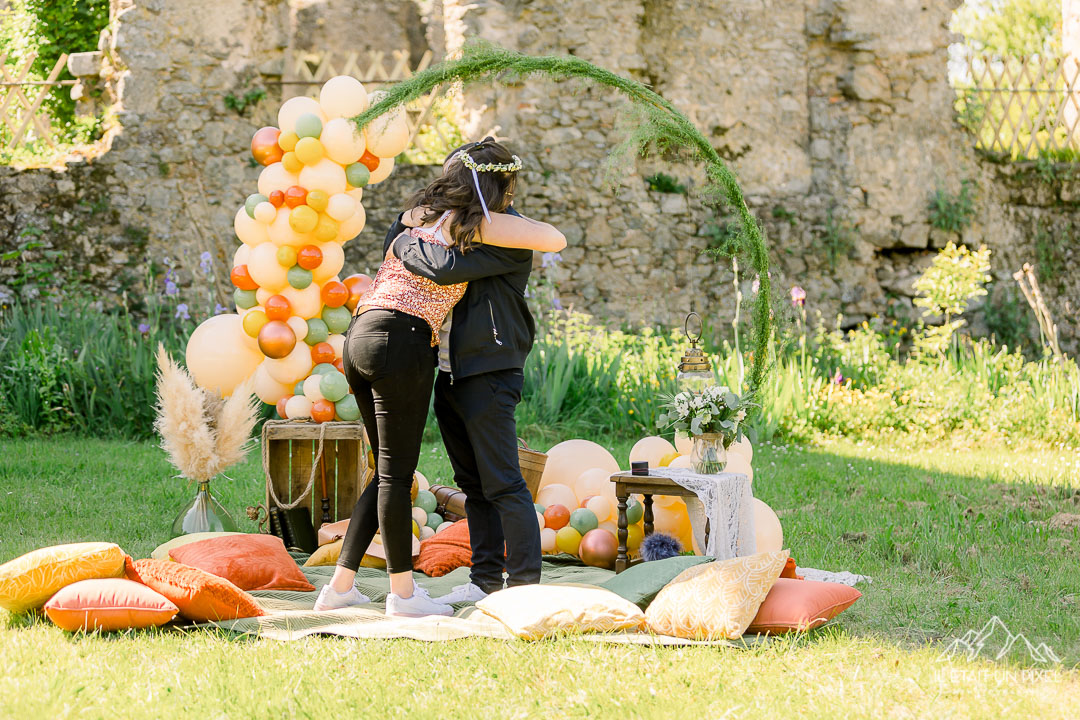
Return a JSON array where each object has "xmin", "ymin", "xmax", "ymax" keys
[
  {"xmin": 320, "ymin": 117, "xmax": 367, "ymax": 165},
  {"xmin": 281, "ymin": 283, "xmax": 323, "ymax": 319},
  {"xmin": 535, "ymin": 483, "xmax": 578, "ymax": 514},
  {"xmin": 286, "ymin": 315, "xmax": 309, "ymax": 342},
  {"xmin": 674, "ymin": 432, "xmax": 693, "ymax": 456},
  {"xmin": 257, "ymin": 162, "xmax": 299, "ymax": 197},
  {"xmin": 185, "ymin": 314, "xmax": 264, "ymax": 396},
  {"xmin": 364, "ymin": 105, "xmax": 409, "ymax": 158},
  {"xmin": 247, "ymin": 241, "xmax": 288, "ymax": 292},
  {"xmin": 346, "ymin": 187, "xmax": 363, "ymax": 204},
  {"xmin": 319, "ymin": 75, "xmax": 369, "ymax": 119},
  {"xmin": 284, "ymin": 394, "xmax": 314, "ymax": 420},
  {"xmin": 597, "ymin": 520, "xmax": 618, "ymax": 536},
  {"xmin": 312, "ymin": 241, "xmax": 345, "ymax": 283},
  {"xmin": 265, "ymin": 341, "xmax": 314, "ymax": 385},
  {"xmin": 753, "ymin": 498, "xmax": 783, "ymax": 552},
  {"xmin": 302, "ymin": 374, "xmax": 325, "ymax": 402},
  {"xmin": 326, "ymin": 193, "xmax": 357, "ymax": 222},
  {"xmin": 540, "ymin": 440, "xmax": 619, "ymax": 492},
  {"xmin": 724, "ymin": 453, "xmax": 753, "ymax": 483},
  {"xmin": 337, "ymin": 204, "xmax": 366, "ymax": 243},
  {"xmin": 278, "ymin": 96, "xmax": 326, "ymax": 136},
  {"xmin": 651, "ymin": 500, "xmax": 694, "ymax": 553},
  {"xmin": 573, "ymin": 467, "xmax": 613, "ymax": 505},
  {"xmin": 585, "ymin": 495, "xmax": 613, "ymax": 522},
  {"xmin": 234, "ymin": 207, "xmax": 269, "ymax": 247},
  {"xmin": 652, "ymin": 495, "xmax": 683, "ymax": 509},
  {"xmin": 367, "ymin": 155, "xmax": 394, "ymax": 185},
  {"xmin": 255, "ymin": 287, "xmax": 272, "ymax": 306},
  {"xmin": 299, "ymin": 158, "xmax": 347, "ymax": 196},
  {"xmin": 730, "ymin": 435, "xmax": 753, "ymax": 464},
  {"xmin": 233, "ymin": 243, "xmax": 252, "ymax": 268},
  {"xmin": 668, "ymin": 454, "xmax": 694, "ymax": 469},
  {"xmin": 252, "ymin": 362, "xmax": 291, "ymax": 405},
  {"xmin": 629, "ymin": 436, "xmax": 677, "ymax": 469}
]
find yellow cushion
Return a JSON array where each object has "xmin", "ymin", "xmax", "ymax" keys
[
  {"xmin": 150, "ymin": 532, "xmax": 246, "ymax": 561},
  {"xmin": 304, "ymin": 539, "xmax": 343, "ymax": 567},
  {"xmin": 645, "ymin": 550, "xmax": 788, "ymax": 640},
  {"xmin": 0, "ymin": 542, "xmax": 127, "ymax": 614},
  {"xmin": 476, "ymin": 583, "xmax": 646, "ymax": 640}
]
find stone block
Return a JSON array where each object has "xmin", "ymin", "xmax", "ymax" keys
[
  {"xmin": 67, "ymin": 52, "xmax": 102, "ymax": 78},
  {"xmin": 899, "ymin": 223, "xmax": 929, "ymax": 249},
  {"xmin": 842, "ymin": 63, "xmax": 891, "ymax": 102}
]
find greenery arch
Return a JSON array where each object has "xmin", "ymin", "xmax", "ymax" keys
[{"xmin": 352, "ymin": 42, "xmax": 773, "ymax": 395}]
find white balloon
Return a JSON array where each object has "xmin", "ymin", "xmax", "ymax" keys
[
  {"xmin": 729, "ymin": 435, "xmax": 753, "ymax": 464},
  {"xmin": 411, "ymin": 506, "xmax": 428, "ymax": 528},
  {"xmin": 420, "ymin": 526, "xmax": 436, "ymax": 541},
  {"xmin": 319, "ymin": 76, "xmax": 369, "ymax": 119},
  {"xmin": 327, "ymin": 333, "xmax": 345, "ymax": 358},
  {"xmin": 629, "ymin": 436, "xmax": 677, "ymax": 469},
  {"xmin": 668, "ymin": 454, "xmax": 693, "ymax": 469},
  {"xmin": 286, "ymin": 315, "xmax": 309, "ymax": 342},
  {"xmin": 254, "ymin": 201, "xmax": 277, "ymax": 224},
  {"xmin": 320, "ymin": 117, "xmax": 367, "ymax": 165},
  {"xmin": 674, "ymin": 432, "xmax": 693, "ymax": 456},
  {"xmin": 536, "ymin": 511, "xmax": 546, "ymax": 530},
  {"xmin": 233, "ymin": 244, "xmax": 252, "ymax": 268},
  {"xmin": 752, "ymin": 498, "xmax": 783, "ymax": 552},
  {"xmin": 303, "ymin": 374, "xmax": 325, "ymax": 402},
  {"xmin": 284, "ymin": 395, "xmax": 313, "ymax": 420},
  {"xmin": 540, "ymin": 528, "xmax": 557, "ymax": 554},
  {"xmin": 724, "ymin": 453, "xmax": 753, "ymax": 483},
  {"xmin": 278, "ymin": 96, "xmax": 326, "ymax": 135}
]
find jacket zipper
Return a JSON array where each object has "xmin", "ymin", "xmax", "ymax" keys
[{"xmin": 487, "ymin": 299, "xmax": 504, "ymax": 346}]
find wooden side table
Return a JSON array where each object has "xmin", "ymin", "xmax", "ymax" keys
[{"xmin": 611, "ymin": 470, "xmax": 712, "ymax": 573}]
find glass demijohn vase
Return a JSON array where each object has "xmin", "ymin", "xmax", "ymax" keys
[
  {"xmin": 689, "ymin": 433, "xmax": 727, "ymax": 475},
  {"xmin": 170, "ymin": 480, "xmax": 239, "ymax": 538}
]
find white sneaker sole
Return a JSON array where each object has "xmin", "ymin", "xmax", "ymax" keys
[{"xmin": 385, "ymin": 609, "xmax": 454, "ymax": 618}]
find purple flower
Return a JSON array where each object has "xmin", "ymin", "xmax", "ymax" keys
[
  {"xmin": 199, "ymin": 251, "xmax": 213, "ymax": 276},
  {"xmin": 137, "ymin": 322, "xmax": 150, "ymax": 335},
  {"xmin": 175, "ymin": 303, "xmax": 189, "ymax": 321},
  {"xmin": 790, "ymin": 286, "xmax": 806, "ymax": 307},
  {"xmin": 523, "ymin": 287, "xmax": 532, "ymax": 299},
  {"xmin": 541, "ymin": 252, "xmax": 562, "ymax": 268},
  {"xmin": 551, "ymin": 296, "xmax": 563, "ymax": 311},
  {"xmin": 165, "ymin": 280, "xmax": 178, "ymax": 296},
  {"xmin": 214, "ymin": 303, "xmax": 227, "ymax": 315},
  {"xmin": 832, "ymin": 368, "xmax": 844, "ymax": 385}
]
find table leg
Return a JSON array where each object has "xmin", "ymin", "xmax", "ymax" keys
[
  {"xmin": 616, "ymin": 493, "xmax": 629, "ymax": 573},
  {"xmin": 643, "ymin": 494, "xmax": 654, "ymax": 538}
]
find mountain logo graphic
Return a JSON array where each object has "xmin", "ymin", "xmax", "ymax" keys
[{"xmin": 937, "ymin": 617, "xmax": 1061, "ymax": 664}]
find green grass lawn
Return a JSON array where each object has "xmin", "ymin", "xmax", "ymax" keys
[{"xmin": 2, "ymin": 434, "xmax": 1079, "ymax": 718}]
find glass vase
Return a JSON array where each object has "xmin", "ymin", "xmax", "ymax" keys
[
  {"xmin": 170, "ymin": 480, "xmax": 238, "ymax": 538},
  {"xmin": 690, "ymin": 433, "xmax": 727, "ymax": 475}
]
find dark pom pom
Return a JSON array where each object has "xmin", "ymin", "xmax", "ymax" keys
[{"xmin": 639, "ymin": 533, "xmax": 682, "ymax": 562}]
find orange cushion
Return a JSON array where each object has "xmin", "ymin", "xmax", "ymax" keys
[
  {"xmin": 415, "ymin": 519, "xmax": 473, "ymax": 578},
  {"xmin": 125, "ymin": 558, "xmax": 265, "ymax": 622},
  {"xmin": 168, "ymin": 534, "xmax": 315, "ymax": 592},
  {"xmin": 44, "ymin": 578, "xmax": 178, "ymax": 632},
  {"xmin": 747, "ymin": 578, "xmax": 862, "ymax": 635}
]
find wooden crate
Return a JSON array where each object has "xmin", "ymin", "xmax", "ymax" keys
[{"xmin": 262, "ymin": 421, "xmax": 369, "ymax": 535}]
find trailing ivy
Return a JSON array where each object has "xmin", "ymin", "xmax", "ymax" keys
[{"xmin": 350, "ymin": 42, "xmax": 774, "ymax": 394}]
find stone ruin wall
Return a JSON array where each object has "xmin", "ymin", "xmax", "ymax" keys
[{"xmin": 0, "ymin": 0, "xmax": 1075, "ymax": 350}]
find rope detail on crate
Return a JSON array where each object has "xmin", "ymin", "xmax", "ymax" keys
[{"xmin": 261, "ymin": 420, "xmax": 329, "ymax": 510}]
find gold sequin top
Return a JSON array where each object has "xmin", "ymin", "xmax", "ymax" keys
[{"xmin": 361, "ymin": 211, "xmax": 467, "ymax": 346}]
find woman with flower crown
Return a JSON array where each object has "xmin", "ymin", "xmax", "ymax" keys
[{"xmin": 314, "ymin": 138, "xmax": 565, "ymax": 617}]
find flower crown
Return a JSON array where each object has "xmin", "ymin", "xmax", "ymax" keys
[{"xmin": 455, "ymin": 149, "xmax": 523, "ymax": 173}]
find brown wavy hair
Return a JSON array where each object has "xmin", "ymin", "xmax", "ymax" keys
[{"xmin": 405, "ymin": 137, "xmax": 518, "ymax": 252}]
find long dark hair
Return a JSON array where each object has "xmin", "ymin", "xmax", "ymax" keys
[{"xmin": 405, "ymin": 137, "xmax": 517, "ymax": 252}]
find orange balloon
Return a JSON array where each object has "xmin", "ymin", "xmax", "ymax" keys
[
  {"xmin": 359, "ymin": 149, "xmax": 380, "ymax": 172},
  {"xmin": 321, "ymin": 280, "xmax": 349, "ymax": 308},
  {"xmin": 275, "ymin": 396, "xmax": 290, "ymax": 418},
  {"xmin": 268, "ymin": 190, "xmax": 285, "ymax": 208},
  {"xmin": 310, "ymin": 341, "xmax": 335, "ymax": 365},
  {"xmin": 265, "ymin": 294, "xmax": 292, "ymax": 321},
  {"xmin": 251, "ymin": 126, "xmax": 283, "ymax": 166},
  {"xmin": 311, "ymin": 399, "xmax": 336, "ymax": 423},
  {"xmin": 258, "ymin": 320, "xmax": 297, "ymax": 359},
  {"xmin": 230, "ymin": 264, "xmax": 258, "ymax": 291},
  {"xmin": 343, "ymin": 273, "xmax": 373, "ymax": 311},
  {"xmin": 284, "ymin": 185, "xmax": 307, "ymax": 209},
  {"xmin": 297, "ymin": 244, "xmax": 323, "ymax": 270},
  {"xmin": 333, "ymin": 358, "xmax": 345, "ymax": 374},
  {"xmin": 542, "ymin": 504, "xmax": 570, "ymax": 531}
]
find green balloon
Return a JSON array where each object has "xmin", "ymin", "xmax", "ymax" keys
[
  {"xmin": 312, "ymin": 362, "xmax": 337, "ymax": 376},
  {"xmin": 293, "ymin": 381, "xmax": 305, "ymax": 396},
  {"xmin": 319, "ymin": 370, "xmax": 349, "ymax": 402},
  {"xmin": 626, "ymin": 497, "xmax": 644, "ymax": 525},
  {"xmin": 322, "ymin": 305, "xmax": 351, "ymax": 335},
  {"xmin": 287, "ymin": 265, "xmax": 313, "ymax": 290},
  {"xmin": 245, "ymin": 193, "xmax": 267, "ymax": 219},
  {"xmin": 534, "ymin": 503, "xmax": 546, "ymax": 514},
  {"xmin": 295, "ymin": 113, "xmax": 323, "ymax": 139},
  {"xmin": 345, "ymin": 162, "xmax": 370, "ymax": 187},
  {"xmin": 334, "ymin": 394, "xmax": 360, "ymax": 421},
  {"xmin": 304, "ymin": 317, "xmax": 329, "ymax": 346},
  {"xmin": 415, "ymin": 490, "xmax": 438, "ymax": 514},
  {"xmin": 233, "ymin": 288, "xmax": 257, "ymax": 310},
  {"xmin": 426, "ymin": 511, "xmax": 443, "ymax": 530},
  {"xmin": 569, "ymin": 508, "xmax": 599, "ymax": 535}
]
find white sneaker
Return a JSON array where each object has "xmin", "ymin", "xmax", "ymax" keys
[
  {"xmin": 435, "ymin": 582, "xmax": 489, "ymax": 605},
  {"xmin": 385, "ymin": 585, "xmax": 453, "ymax": 618},
  {"xmin": 313, "ymin": 585, "xmax": 371, "ymax": 611}
]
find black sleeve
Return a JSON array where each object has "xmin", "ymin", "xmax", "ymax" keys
[{"xmin": 382, "ymin": 212, "xmax": 407, "ymax": 255}]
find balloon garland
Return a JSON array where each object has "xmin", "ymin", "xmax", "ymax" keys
[{"xmin": 185, "ymin": 76, "xmax": 410, "ymax": 422}]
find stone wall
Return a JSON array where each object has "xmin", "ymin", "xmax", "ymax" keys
[{"xmin": 0, "ymin": 0, "xmax": 1075, "ymax": 350}]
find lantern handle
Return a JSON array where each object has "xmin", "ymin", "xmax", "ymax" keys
[{"xmin": 683, "ymin": 311, "xmax": 703, "ymax": 345}]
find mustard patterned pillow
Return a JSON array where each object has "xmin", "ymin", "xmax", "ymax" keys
[
  {"xmin": 477, "ymin": 583, "xmax": 646, "ymax": 640},
  {"xmin": 645, "ymin": 550, "xmax": 788, "ymax": 640},
  {"xmin": 303, "ymin": 539, "xmax": 343, "ymax": 567},
  {"xmin": 0, "ymin": 542, "xmax": 127, "ymax": 614}
]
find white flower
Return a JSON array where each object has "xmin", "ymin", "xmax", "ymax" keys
[{"xmin": 736, "ymin": 409, "xmax": 746, "ymax": 422}]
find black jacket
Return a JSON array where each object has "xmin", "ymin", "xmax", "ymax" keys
[{"xmin": 385, "ymin": 209, "xmax": 536, "ymax": 381}]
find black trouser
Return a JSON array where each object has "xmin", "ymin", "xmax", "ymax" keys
[
  {"xmin": 338, "ymin": 310, "xmax": 435, "ymax": 575},
  {"xmin": 433, "ymin": 368, "xmax": 541, "ymax": 592}
]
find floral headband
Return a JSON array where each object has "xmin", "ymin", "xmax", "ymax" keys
[{"xmin": 452, "ymin": 147, "xmax": 523, "ymax": 222}]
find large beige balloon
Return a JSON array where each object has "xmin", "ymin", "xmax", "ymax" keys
[
  {"xmin": 652, "ymin": 500, "xmax": 694, "ymax": 553},
  {"xmin": 674, "ymin": 432, "xmax": 693, "ymax": 456},
  {"xmin": 752, "ymin": 498, "xmax": 783, "ymax": 552},
  {"xmin": 234, "ymin": 207, "xmax": 269, "ymax": 247},
  {"xmin": 299, "ymin": 158, "xmax": 347, "ymax": 196},
  {"xmin": 278, "ymin": 96, "xmax": 326, "ymax": 135},
  {"xmin": 312, "ymin": 241, "xmax": 345, "ymax": 284},
  {"xmin": 729, "ymin": 435, "xmax": 753, "ymax": 464},
  {"xmin": 257, "ymin": 162, "xmax": 299, "ymax": 197},
  {"xmin": 281, "ymin": 283, "xmax": 323, "ymax": 319},
  {"xmin": 319, "ymin": 76, "xmax": 368, "ymax": 119},
  {"xmin": 265, "ymin": 341, "xmax": 314, "ymax": 385},
  {"xmin": 364, "ymin": 106, "xmax": 409, "ymax": 158},
  {"xmin": 337, "ymin": 204, "xmax": 365, "ymax": 243},
  {"xmin": 252, "ymin": 362, "xmax": 291, "ymax": 405},
  {"xmin": 540, "ymin": 440, "xmax": 619, "ymax": 492},
  {"xmin": 629, "ymin": 436, "xmax": 677, "ymax": 469},
  {"xmin": 668, "ymin": 454, "xmax": 693, "ymax": 469},
  {"xmin": 247, "ymin": 241, "xmax": 288, "ymax": 292},
  {"xmin": 535, "ymin": 483, "xmax": 578, "ymax": 513},
  {"xmin": 320, "ymin": 117, "xmax": 367, "ymax": 165},
  {"xmin": 367, "ymin": 156, "xmax": 394, "ymax": 185},
  {"xmin": 185, "ymin": 314, "xmax": 264, "ymax": 396},
  {"xmin": 573, "ymin": 467, "xmax": 614, "ymax": 505},
  {"xmin": 267, "ymin": 208, "xmax": 314, "ymax": 249},
  {"xmin": 724, "ymin": 452, "xmax": 753, "ymax": 483}
]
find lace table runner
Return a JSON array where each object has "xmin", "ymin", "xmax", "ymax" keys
[{"xmin": 648, "ymin": 467, "xmax": 756, "ymax": 560}]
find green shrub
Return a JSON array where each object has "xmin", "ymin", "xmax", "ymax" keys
[{"xmin": 928, "ymin": 181, "xmax": 976, "ymax": 233}]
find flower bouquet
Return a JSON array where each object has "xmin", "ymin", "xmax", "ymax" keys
[{"xmin": 656, "ymin": 385, "xmax": 753, "ymax": 474}]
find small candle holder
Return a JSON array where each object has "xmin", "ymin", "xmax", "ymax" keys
[{"xmin": 631, "ymin": 461, "xmax": 649, "ymax": 476}]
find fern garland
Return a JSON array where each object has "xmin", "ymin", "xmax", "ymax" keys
[{"xmin": 352, "ymin": 41, "xmax": 773, "ymax": 394}]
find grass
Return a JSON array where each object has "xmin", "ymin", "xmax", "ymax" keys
[{"xmin": 2, "ymin": 435, "xmax": 1079, "ymax": 717}]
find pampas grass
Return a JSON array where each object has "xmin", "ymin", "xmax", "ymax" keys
[{"xmin": 154, "ymin": 345, "xmax": 258, "ymax": 482}]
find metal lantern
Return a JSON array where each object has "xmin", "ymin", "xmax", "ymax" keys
[{"xmin": 676, "ymin": 311, "xmax": 713, "ymax": 392}]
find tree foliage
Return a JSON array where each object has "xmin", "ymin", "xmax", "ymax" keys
[{"xmin": 951, "ymin": 0, "xmax": 1061, "ymax": 59}]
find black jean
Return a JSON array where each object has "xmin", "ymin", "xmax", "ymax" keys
[
  {"xmin": 337, "ymin": 310, "xmax": 435, "ymax": 575},
  {"xmin": 433, "ymin": 368, "xmax": 541, "ymax": 592}
]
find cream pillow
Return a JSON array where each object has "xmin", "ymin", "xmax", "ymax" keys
[
  {"xmin": 150, "ymin": 532, "xmax": 246, "ymax": 561},
  {"xmin": 0, "ymin": 542, "xmax": 127, "ymax": 614},
  {"xmin": 477, "ymin": 583, "xmax": 646, "ymax": 640},
  {"xmin": 645, "ymin": 550, "xmax": 788, "ymax": 640}
]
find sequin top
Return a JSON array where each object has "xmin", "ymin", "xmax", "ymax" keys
[{"xmin": 361, "ymin": 211, "xmax": 467, "ymax": 346}]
